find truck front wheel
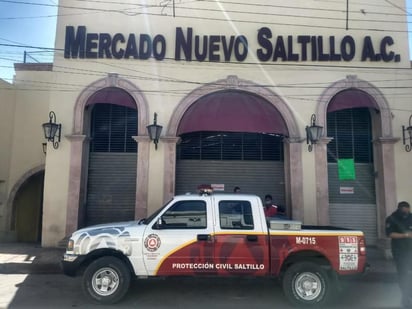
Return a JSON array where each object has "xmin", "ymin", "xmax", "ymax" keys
[
  {"xmin": 82, "ymin": 256, "xmax": 131, "ymax": 304},
  {"xmin": 282, "ymin": 261, "xmax": 334, "ymax": 307}
]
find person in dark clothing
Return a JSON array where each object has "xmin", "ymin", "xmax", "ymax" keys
[{"xmin": 385, "ymin": 201, "xmax": 412, "ymax": 308}]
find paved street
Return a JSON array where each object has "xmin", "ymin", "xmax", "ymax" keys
[
  {"xmin": 0, "ymin": 243, "xmax": 402, "ymax": 308},
  {"xmin": 0, "ymin": 274, "xmax": 403, "ymax": 309}
]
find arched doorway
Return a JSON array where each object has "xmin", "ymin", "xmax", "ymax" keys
[
  {"xmin": 12, "ymin": 171, "xmax": 44, "ymax": 242},
  {"xmin": 66, "ymin": 74, "xmax": 150, "ymax": 235},
  {"xmin": 175, "ymin": 90, "xmax": 289, "ymax": 209},
  {"xmin": 326, "ymin": 89, "xmax": 380, "ymax": 245},
  {"xmin": 315, "ymin": 77, "xmax": 395, "ymax": 246},
  {"xmin": 165, "ymin": 76, "xmax": 303, "ymax": 220},
  {"xmin": 84, "ymin": 87, "xmax": 138, "ymax": 226}
]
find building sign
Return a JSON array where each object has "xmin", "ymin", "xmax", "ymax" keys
[
  {"xmin": 211, "ymin": 184, "xmax": 225, "ymax": 191},
  {"xmin": 340, "ymin": 187, "xmax": 354, "ymax": 194},
  {"xmin": 64, "ymin": 26, "xmax": 401, "ymax": 63}
]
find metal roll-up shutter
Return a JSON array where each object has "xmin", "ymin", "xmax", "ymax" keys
[
  {"xmin": 176, "ymin": 160, "xmax": 285, "ymax": 204},
  {"xmin": 176, "ymin": 131, "xmax": 286, "ymax": 207},
  {"xmin": 86, "ymin": 153, "xmax": 137, "ymax": 226},
  {"xmin": 327, "ymin": 108, "xmax": 377, "ymax": 245},
  {"xmin": 328, "ymin": 163, "xmax": 377, "ymax": 245},
  {"xmin": 86, "ymin": 103, "xmax": 137, "ymax": 226}
]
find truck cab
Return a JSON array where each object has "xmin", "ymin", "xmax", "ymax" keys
[{"xmin": 144, "ymin": 194, "xmax": 269, "ymax": 277}]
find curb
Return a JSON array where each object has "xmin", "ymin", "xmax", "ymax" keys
[{"xmin": 0, "ymin": 263, "xmax": 62, "ymax": 275}]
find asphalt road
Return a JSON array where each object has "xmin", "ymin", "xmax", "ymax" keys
[{"xmin": 0, "ymin": 274, "xmax": 403, "ymax": 309}]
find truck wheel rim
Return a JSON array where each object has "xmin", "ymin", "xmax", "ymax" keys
[
  {"xmin": 91, "ymin": 267, "xmax": 120, "ymax": 296},
  {"xmin": 294, "ymin": 272, "xmax": 322, "ymax": 301}
]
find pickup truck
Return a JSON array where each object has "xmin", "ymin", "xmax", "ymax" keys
[{"xmin": 62, "ymin": 193, "xmax": 367, "ymax": 307}]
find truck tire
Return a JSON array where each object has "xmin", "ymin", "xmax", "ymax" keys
[
  {"xmin": 282, "ymin": 261, "xmax": 333, "ymax": 307},
  {"xmin": 82, "ymin": 256, "xmax": 131, "ymax": 304}
]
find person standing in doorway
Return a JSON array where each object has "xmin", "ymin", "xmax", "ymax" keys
[
  {"xmin": 263, "ymin": 194, "xmax": 278, "ymax": 217},
  {"xmin": 385, "ymin": 201, "xmax": 412, "ymax": 308}
]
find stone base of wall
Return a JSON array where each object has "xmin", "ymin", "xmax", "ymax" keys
[{"xmin": 0, "ymin": 231, "xmax": 17, "ymax": 242}]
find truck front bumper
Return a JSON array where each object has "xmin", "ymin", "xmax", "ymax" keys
[{"xmin": 61, "ymin": 253, "xmax": 87, "ymax": 277}]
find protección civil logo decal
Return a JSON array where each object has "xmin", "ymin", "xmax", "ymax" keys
[{"xmin": 144, "ymin": 234, "xmax": 161, "ymax": 252}]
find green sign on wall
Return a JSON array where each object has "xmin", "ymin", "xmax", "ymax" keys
[{"xmin": 338, "ymin": 158, "xmax": 356, "ymax": 180}]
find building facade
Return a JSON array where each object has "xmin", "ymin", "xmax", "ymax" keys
[{"xmin": 1, "ymin": 0, "xmax": 411, "ymax": 250}]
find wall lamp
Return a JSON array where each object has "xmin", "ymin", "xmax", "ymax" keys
[
  {"xmin": 42, "ymin": 111, "xmax": 61, "ymax": 149},
  {"xmin": 306, "ymin": 114, "xmax": 323, "ymax": 152},
  {"xmin": 402, "ymin": 114, "xmax": 412, "ymax": 152},
  {"xmin": 147, "ymin": 112, "xmax": 163, "ymax": 150}
]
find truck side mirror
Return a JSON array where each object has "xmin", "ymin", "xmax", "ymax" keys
[{"xmin": 153, "ymin": 217, "xmax": 163, "ymax": 230}]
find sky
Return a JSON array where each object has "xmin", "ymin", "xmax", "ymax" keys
[{"xmin": 0, "ymin": 0, "xmax": 411, "ymax": 83}]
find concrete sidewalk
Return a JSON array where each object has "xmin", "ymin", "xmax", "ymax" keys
[
  {"xmin": 0, "ymin": 242, "xmax": 65, "ymax": 274},
  {"xmin": 0, "ymin": 242, "xmax": 397, "ymax": 280}
]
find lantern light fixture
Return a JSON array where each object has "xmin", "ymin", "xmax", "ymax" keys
[
  {"xmin": 402, "ymin": 114, "xmax": 412, "ymax": 152},
  {"xmin": 306, "ymin": 114, "xmax": 323, "ymax": 152},
  {"xmin": 147, "ymin": 113, "xmax": 163, "ymax": 150},
  {"xmin": 42, "ymin": 111, "xmax": 61, "ymax": 149}
]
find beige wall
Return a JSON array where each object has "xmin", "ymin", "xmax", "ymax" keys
[
  {"xmin": 54, "ymin": 0, "xmax": 412, "ymax": 239},
  {"xmin": 0, "ymin": 0, "xmax": 411, "ymax": 246},
  {"xmin": 0, "ymin": 80, "xmax": 15, "ymax": 240},
  {"xmin": 0, "ymin": 66, "xmax": 50, "ymax": 243}
]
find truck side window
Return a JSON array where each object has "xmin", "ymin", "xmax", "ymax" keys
[
  {"xmin": 219, "ymin": 201, "xmax": 254, "ymax": 230},
  {"xmin": 161, "ymin": 201, "xmax": 207, "ymax": 229}
]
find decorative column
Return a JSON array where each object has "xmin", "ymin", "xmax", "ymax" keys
[
  {"xmin": 284, "ymin": 138, "xmax": 304, "ymax": 221},
  {"xmin": 314, "ymin": 137, "xmax": 333, "ymax": 225},
  {"xmin": 162, "ymin": 137, "xmax": 180, "ymax": 203},
  {"xmin": 373, "ymin": 137, "xmax": 398, "ymax": 253},
  {"xmin": 65, "ymin": 134, "xmax": 87, "ymax": 235},
  {"xmin": 133, "ymin": 136, "xmax": 151, "ymax": 219}
]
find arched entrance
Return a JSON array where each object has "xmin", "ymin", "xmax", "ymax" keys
[
  {"xmin": 12, "ymin": 171, "xmax": 44, "ymax": 242},
  {"xmin": 165, "ymin": 76, "xmax": 304, "ymax": 220},
  {"xmin": 66, "ymin": 74, "xmax": 150, "ymax": 234},
  {"xmin": 327, "ymin": 104, "xmax": 377, "ymax": 244},
  {"xmin": 315, "ymin": 76, "xmax": 396, "ymax": 247},
  {"xmin": 84, "ymin": 87, "xmax": 138, "ymax": 225},
  {"xmin": 175, "ymin": 90, "xmax": 288, "ymax": 206}
]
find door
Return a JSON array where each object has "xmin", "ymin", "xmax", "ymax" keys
[
  {"xmin": 142, "ymin": 197, "xmax": 215, "ymax": 276},
  {"xmin": 327, "ymin": 108, "xmax": 377, "ymax": 245},
  {"xmin": 176, "ymin": 132, "xmax": 285, "ymax": 206},
  {"xmin": 86, "ymin": 103, "xmax": 137, "ymax": 226},
  {"xmin": 212, "ymin": 196, "xmax": 269, "ymax": 276}
]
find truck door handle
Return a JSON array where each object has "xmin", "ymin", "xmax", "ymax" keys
[
  {"xmin": 197, "ymin": 234, "xmax": 211, "ymax": 241},
  {"xmin": 246, "ymin": 235, "xmax": 258, "ymax": 242}
]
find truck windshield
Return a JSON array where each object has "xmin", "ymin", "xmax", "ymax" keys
[{"xmin": 140, "ymin": 198, "xmax": 174, "ymax": 225}]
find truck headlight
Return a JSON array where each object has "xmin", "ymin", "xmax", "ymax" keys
[{"xmin": 67, "ymin": 239, "xmax": 74, "ymax": 252}]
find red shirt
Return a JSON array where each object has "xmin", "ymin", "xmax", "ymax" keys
[{"xmin": 264, "ymin": 205, "xmax": 278, "ymax": 217}]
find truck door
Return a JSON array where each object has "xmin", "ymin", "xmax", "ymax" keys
[
  {"xmin": 213, "ymin": 196, "xmax": 269, "ymax": 276},
  {"xmin": 142, "ymin": 197, "xmax": 216, "ymax": 276}
]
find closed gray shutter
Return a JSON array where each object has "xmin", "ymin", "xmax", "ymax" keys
[
  {"xmin": 176, "ymin": 160, "xmax": 285, "ymax": 206},
  {"xmin": 86, "ymin": 152, "xmax": 137, "ymax": 226},
  {"xmin": 328, "ymin": 163, "xmax": 377, "ymax": 245},
  {"xmin": 86, "ymin": 103, "xmax": 137, "ymax": 226},
  {"xmin": 327, "ymin": 108, "xmax": 377, "ymax": 245}
]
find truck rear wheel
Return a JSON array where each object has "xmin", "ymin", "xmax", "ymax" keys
[
  {"xmin": 82, "ymin": 256, "xmax": 131, "ymax": 304},
  {"xmin": 282, "ymin": 261, "xmax": 334, "ymax": 307}
]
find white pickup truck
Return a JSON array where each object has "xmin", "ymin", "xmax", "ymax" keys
[{"xmin": 62, "ymin": 193, "xmax": 368, "ymax": 307}]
